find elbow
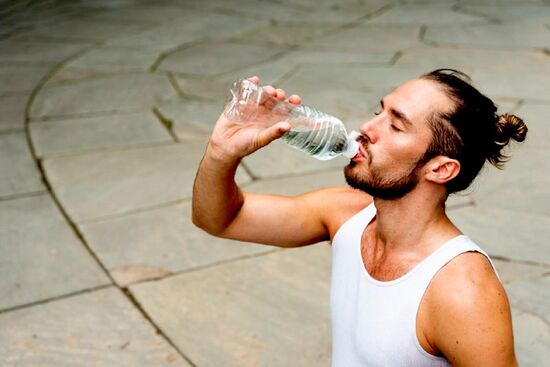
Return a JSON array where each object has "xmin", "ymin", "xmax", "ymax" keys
[{"xmin": 191, "ymin": 211, "xmax": 227, "ymax": 238}]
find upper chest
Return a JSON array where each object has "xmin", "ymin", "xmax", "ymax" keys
[{"xmin": 360, "ymin": 222, "xmax": 425, "ymax": 282}]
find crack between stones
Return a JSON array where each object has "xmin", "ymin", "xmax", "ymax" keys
[
  {"xmin": 0, "ymin": 127, "xmax": 25, "ymax": 135},
  {"xmin": 75, "ymin": 164, "xmax": 344, "ymax": 225},
  {"xmin": 149, "ymin": 39, "xmax": 206, "ymax": 73},
  {"xmin": 22, "ymin": 39, "xmax": 198, "ymax": 366},
  {"xmin": 28, "ymin": 105, "xmax": 169, "ymax": 123},
  {"xmin": 0, "ymin": 284, "xmax": 113, "ymax": 315},
  {"xmin": 36, "ymin": 140, "xmax": 181, "ymax": 160},
  {"xmin": 130, "ymin": 247, "xmax": 286, "ymax": 287},
  {"xmin": 152, "ymin": 106, "xmax": 179, "ymax": 143},
  {"xmin": 417, "ymin": 24, "xmax": 437, "ymax": 47},
  {"xmin": 489, "ymin": 255, "xmax": 550, "ymax": 269},
  {"xmin": 0, "ymin": 189, "xmax": 48, "ymax": 202},
  {"xmin": 389, "ymin": 50, "xmax": 403, "ymax": 65},
  {"xmin": 121, "ymin": 287, "xmax": 197, "ymax": 367},
  {"xmin": 451, "ymin": 4, "xmax": 501, "ymax": 24},
  {"xmin": 239, "ymin": 161, "xmax": 260, "ymax": 181}
]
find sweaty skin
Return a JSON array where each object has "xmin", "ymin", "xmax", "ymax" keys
[{"xmin": 192, "ymin": 77, "xmax": 517, "ymax": 367}]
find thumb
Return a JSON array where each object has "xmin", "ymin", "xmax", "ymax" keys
[{"xmin": 255, "ymin": 121, "xmax": 291, "ymax": 148}]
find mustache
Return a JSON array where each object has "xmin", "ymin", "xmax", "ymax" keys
[{"xmin": 357, "ymin": 135, "xmax": 370, "ymax": 150}]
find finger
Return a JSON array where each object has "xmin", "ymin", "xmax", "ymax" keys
[
  {"xmin": 248, "ymin": 76, "xmax": 260, "ymax": 84},
  {"xmin": 263, "ymin": 85, "xmax": 276, "ymax": 95},
  {"xmin": 255, "ymin": 121, "xmax": 291, "ymax": 148},
  {"xmin": 275, "ymin": 88, "xmax": 286, "ymax": 101},
  {"xmin": 259, "ymin": 85, "xmax": 277, "ymax": 106},
  {"xmin": 288, "ymin": 94, "xmax": 302, "ymax": 105}
]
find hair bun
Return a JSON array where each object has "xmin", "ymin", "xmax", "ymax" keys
[
  {"xmin": 496, "ymin": 113, "xmax": 527, "ymax": 143},
  {"xmin": 488, "ymin": 113, "xmax": 527, "ymax": 168}
]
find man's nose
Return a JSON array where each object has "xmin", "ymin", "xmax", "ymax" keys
[{"xmin": 359, "ymin": 117, "xmax": 377, "ymax": 144}]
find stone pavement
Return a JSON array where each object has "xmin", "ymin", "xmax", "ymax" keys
[{"xmin": 1, "ymin": 0, "xmax": 549, "ymax": 365}]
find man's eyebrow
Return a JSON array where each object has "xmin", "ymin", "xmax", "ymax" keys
[{"xmin": 380, "ymin": 98, "xmax": 413, "ymax": 127}]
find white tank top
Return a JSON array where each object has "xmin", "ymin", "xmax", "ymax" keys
[{"xmin": 330, "ymin": 203, "xmax": 498, "ymax": 367}]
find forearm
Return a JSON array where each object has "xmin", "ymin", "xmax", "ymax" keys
[{"xmin": 192, "ymin": 146, "xmax": 244, "ymax": 236}]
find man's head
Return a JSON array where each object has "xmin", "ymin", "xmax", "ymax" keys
[{"xmin": 345, "ymin": 69, "xmax": 528, "ymax": 200}]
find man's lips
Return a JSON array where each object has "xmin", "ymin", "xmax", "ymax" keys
[{"xmin": 352, "ymin": 145, "xmax": 367, "ymax": 161}]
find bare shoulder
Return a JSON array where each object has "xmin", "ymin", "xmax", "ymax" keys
[
  {"xmin": 422, "ymin": 252, "xmax": 516, "ymax": 366},
  {"xmin": 302, "ymin": 186, "xmax": 372, "ymax": 238}
]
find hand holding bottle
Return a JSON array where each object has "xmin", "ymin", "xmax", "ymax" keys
[{"xmin": 208, "ymin": 76, "xmax": 301, "ymax": 163}]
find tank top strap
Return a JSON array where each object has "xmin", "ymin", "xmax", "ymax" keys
[
  {"xmin": 410, "ymin": 235, "xmax": 500, "ymax": 302},
  {"xmin": 332, "ymin": 202, "xmax": 376, "ymax": 245}
]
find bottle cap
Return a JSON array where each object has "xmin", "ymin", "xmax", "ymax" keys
[{"xmin": 343, "ymin": 130, "xmax": 361, "ymax": 158}]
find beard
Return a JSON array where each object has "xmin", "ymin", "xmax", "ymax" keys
[{"xmin": 344, "ymin": 152, "xmax": 423, "ymax": 201}]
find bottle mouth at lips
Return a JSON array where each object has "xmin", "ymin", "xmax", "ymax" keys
[{"xmin": 343, "ymin": 131, "xmax": 361, "ymax": 159}]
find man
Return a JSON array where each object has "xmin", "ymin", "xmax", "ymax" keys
[{"xmin": 192, "ymin": 69, "xmax": 527, "ymax": 366}]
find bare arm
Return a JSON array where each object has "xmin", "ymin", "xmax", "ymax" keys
[
  {"xmin": 192, "ymin": 78, "xmax": 338, "ymax": 247},
  {"xmin": 424, "ymin": 253, "xmax": 517, "ymax": 367}
]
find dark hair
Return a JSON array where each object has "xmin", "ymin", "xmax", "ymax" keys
[{"xmin": 420, "ymin": 69, "xmax": 527, "ymax": 194}]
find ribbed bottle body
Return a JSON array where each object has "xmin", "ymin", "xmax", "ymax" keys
[
  {"xmin": 224, "ymin": 79, "xmax": 358, "ymax": 160},
  {"xmin": 282, "ymin": 105, "xmax": 349, "ymax": 160}
]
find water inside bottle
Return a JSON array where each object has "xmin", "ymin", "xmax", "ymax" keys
[{"xmin": 283, "ymin": 125, "xmax": 348, "ymax": 160}]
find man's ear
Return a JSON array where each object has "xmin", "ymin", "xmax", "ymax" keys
[{"xmin": 425, "ymin": 156, "xmax": 461, "ymax": 184}]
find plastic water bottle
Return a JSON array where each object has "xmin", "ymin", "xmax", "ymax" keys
[{"xmin": 224, "ymin": 79, "xmax": 360, "ymax": 161}]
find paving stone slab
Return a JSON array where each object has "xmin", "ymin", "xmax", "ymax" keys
[
  {"xmin": 30, "ymin": 73, "xmax": 177, "ymax": 119},
  {"xmin": 86, "ymin": 3, "xmax": 191, "ymax": 25},
  {"xmin": 278, "ymin": 48, "xmax": 395, "ymax": 67},
  {"xmin": 63, "ymin": 47, "xmax": 161, "ymax": 73},
  {"xmin": 0, "ymin": 39, "xmax": 88, "ymax": 64},
  {"xmin": 460, "ymin": 4, "xmax": 550, "ymax": 25},
  {"xmin": 396, "ymin": 46, "xmax": 550, "ymax": 73},
  {"xmin": 511, "ymin": 309, "xmax": 550, "ymax": 367},
  {"xmin": 366, "ymin": 4, "xmax": 485, "ymax": 25},
  {"xmin": 30, "ymin": 111, "xmax": 173, "ymax": 158},
  {"xmin": 470, "ymin": 147, "xmax": 550, "ymax": 217},
  {"xmin": 130, "ymin": 245, "xmax": 332, "ymax": 367},
  {"xmin": 0, "ymin": 287, "xmax": 191, "ymax": 366},
  {"xmin": 43, "ymin": 142, "xmax": 251, "ymax": 222},
  {"xmin": 155, "ymin": 99, "xmax": 223, "ymax": 140},
  {"xmin": 471, "ymin": 70, "xmax": 550, "ymax": 101},
  {"xmin": 159, "ymin": 41, "xmax": 286, "ymax": 77},
  {"xmin": 0, "ymin": 63, "xmax": 51, "ymax": 96},
  {"xmin": 511, "ymin": 102, "xmax": 550, "ymax": 149},
  {"xmin": 0, "ymin": 132, "xmax": 44, "ymax": 198},
  {"xmin": 307, "ymin": 25, "xmax": 422, "ymax": 53},
  {"xmin": 213, "ymin": 59, "xmax": 299, "ymax": 92},
  {"xmin": 0, "ymin": 94, "xmax": 28, "ymax": 132},
  {"xmin": 234, "ymin": 22, "xmax": 337, "ymax": 47},
  {"xmin": 492, "ymin": 259, "xmax": 550, "ymax": 284},
  {"xmin": 106, "ymin": 13, "xmax": 268, "ymax": 52},
  {"xmin": 79, "ymin": 202, "xmax": 275, "ymax": 286},
  {"xmin": 448, "ymin": 205, "xmax": 550, "ymax": 265},
  {"xmin": 505, "ymin": 276, "xmax": 550, "ymax": 324},
  {"xmin": 0, "ymin": 194, "xmax": 109, "ymax": 311},
  {"xmin": 22, "ymin": 18, "xmax": 147, "ymax": 42},
  {"xmin": 225, "ymin": 48, "xmax": 395, "ymax": 92},
  {"xmin": 196, "ymin": 0, "xmax": 385, "ymax": 24},
  {"xmin": 174, "ymin": 76, "xmax": 232, "ymax": 102},
  {"xmin": 279, "ymin": 64, "xmax": 428, "ymax": 94},
  {"xmin": 425, "ymin": 23, "xmax": 550, "ymax": 49},
  {"xmin": 458, "ymin": 0, "xmax": 548, "ymax": 3},
  {"xmin": 268, "ymin": 0, "xmax": 391, "ymax": 13}
]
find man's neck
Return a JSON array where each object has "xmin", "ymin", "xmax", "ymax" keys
[{"xmin": 372, "ymin": 189, "xmax": 460, "ymax": 254}]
